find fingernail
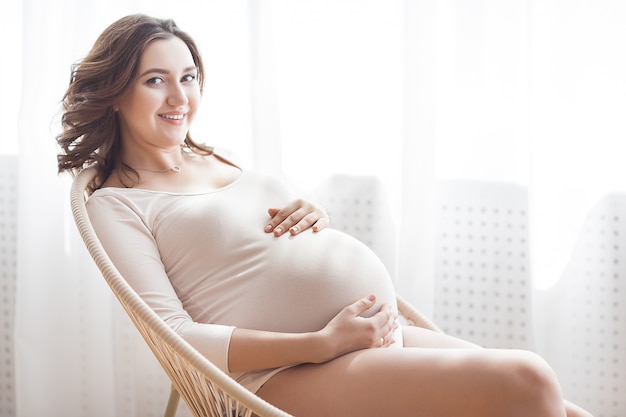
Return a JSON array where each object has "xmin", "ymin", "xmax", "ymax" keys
[
  {"xmin": 265, "ymin": 224, "xmax": 273, "ymax": 232},
  {"xmin": 290, "ymin": 226, "xmax": 298, "ymax": 234},
  {"xmin": 274, "ymin": 227, "xmax": 282, "ymax": 235}
]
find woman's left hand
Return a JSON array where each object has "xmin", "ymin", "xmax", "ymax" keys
[{"xmin": 265, "ymin": 199, "xmax": 331, "ymax": 236}]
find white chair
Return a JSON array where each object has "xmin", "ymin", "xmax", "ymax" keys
[
  {"xmin": 70, "ymin": 166, "xmax": 441, "ymax": 417},
  {"xmin": 432, "ymin": 180, "xmax": 533, "ymax": 349},
  {"xmin": 535, "ymin": 193, "xmax": 626, "ymax": 416}
]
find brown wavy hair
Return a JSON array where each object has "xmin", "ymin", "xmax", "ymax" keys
[{"xmin": 56, "ymin": 14, "xmax": 213, "ymax": 191}]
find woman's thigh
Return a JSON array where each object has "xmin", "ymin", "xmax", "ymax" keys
[
  {"xmin": 256, "ymin": 342, "xmax": 560, "ymax": 417},
  {"xmin": 402, "ymin": 324, "xmax": 481, "ymax": 349}
]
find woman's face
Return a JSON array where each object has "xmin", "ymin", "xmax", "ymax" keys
[{"xmin": 116, "ymin": 36, "xmax": 201, "ymax": 153}]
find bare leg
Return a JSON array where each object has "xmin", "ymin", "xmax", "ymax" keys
[
  {"xmin": 401, "ymin": 324, "xmax": 481, "ymax": 349},
  {"xmin": 403, "ymin": 326, "xmax": 593, "ymax": 417},
  {"xmin": 258, "ymin": 328, "xmax": 566, "ymax": 416},
  {"xmin": 565, "ymin": 400, "xmax": 594, "ymax": 417},
  {"xmin": 257, "ymin": 326, "xmax": 593, "ymax": 417}
]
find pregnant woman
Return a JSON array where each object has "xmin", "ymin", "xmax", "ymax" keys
[{"xmin": 57, "ymin": 14, "xmax": 593, "ymax": 417}]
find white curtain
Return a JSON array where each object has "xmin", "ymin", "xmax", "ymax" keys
[{"xmin": 10, "ymin": 1, "xmax": 625, "ymax": 416}]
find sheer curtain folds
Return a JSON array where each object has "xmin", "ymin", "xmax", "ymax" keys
[{"xmin": 10, "ymin": 1, "xmax": 625, "ymax": 416}]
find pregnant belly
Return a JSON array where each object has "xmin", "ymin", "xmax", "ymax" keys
[{"xmin": 224, "ymin": 228, "xmax": 398, "ymax": 336}]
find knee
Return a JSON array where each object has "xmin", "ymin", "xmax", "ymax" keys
[{"xmin": 503, "ymin": 350, "xmax": 564, "ymax": 416}]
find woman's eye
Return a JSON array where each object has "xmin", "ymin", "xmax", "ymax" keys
[
  {"xmin": 182, "ymin": 74, "xmax": 197, "ymax": 83},
  {"xmin": 146, "ymin": 77, "xmax": 165, "ymax": 86}
]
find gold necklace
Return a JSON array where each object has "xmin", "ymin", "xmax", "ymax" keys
[{"xmin": 131, "ymin": 152, "xmax": 186, "ymax": 173}]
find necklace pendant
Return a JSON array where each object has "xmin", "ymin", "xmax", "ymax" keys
[{"xmin": 171, "ymin": 166, "xmax": 181, "ymax": 172}]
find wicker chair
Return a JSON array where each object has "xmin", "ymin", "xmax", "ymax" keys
[{"xmin": 70, "ymin": 165, "xmax": 442, "ymax": 417}]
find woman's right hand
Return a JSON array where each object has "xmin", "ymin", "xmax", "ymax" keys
[
  {"xmin": 228, "ymin": 295, "xmax": 398, "ymax": 373},
  {"xmin": 315, "ymin": 295, "xmax": 398, "ymax": 363}
]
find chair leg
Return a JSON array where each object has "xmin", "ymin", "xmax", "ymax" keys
[{"xmin": 164, "ymin": 386, "xmax": 180, "ymax": 417}]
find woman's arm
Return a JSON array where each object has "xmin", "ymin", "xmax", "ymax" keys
[
  {"xmin": 228, "ymin": 295, "xmax": 398, "ymax": 373},
  {"xmin": 87, "ymin": 194, "xmax": 238, "ymax": 371}
]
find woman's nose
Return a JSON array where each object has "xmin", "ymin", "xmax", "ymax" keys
[{"xmin": 167, "ymin": 83, "xmax": 189, "ymax": 106}]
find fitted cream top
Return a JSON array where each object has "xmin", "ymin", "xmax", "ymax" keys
[{"xmin": 86, "ymin": 150, "xmax": 401, "ymax": 392}]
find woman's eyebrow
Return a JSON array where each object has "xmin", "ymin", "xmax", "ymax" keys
[{"xmin": 138, "ymin": 66, "xmax": 197, "ymax": 77}]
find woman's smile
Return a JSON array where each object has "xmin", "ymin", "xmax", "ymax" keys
[{"xmin": 159, "ymin": 112, "xmax": 187, "ymax": 124}]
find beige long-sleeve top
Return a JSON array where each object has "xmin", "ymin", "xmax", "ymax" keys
[{"xmin": 86, "ymin": 151, "xmax": 401, "ymax": 392}]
